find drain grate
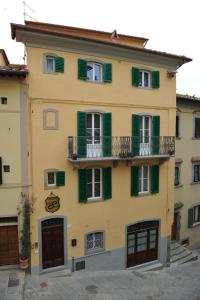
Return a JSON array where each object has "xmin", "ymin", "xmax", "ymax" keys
[{"xmin": 8, "ymin": 272, "xmax": 19, "ymax": 287}]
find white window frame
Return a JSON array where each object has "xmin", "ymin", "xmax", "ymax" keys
[
  {"xmin": 47, "ymin": 171, "xmax": 56, "ymax": 187},
  {"xmin": 193, "ymin": 205, "xmax": 200, "ymax": 224},
  {"xmin": 193, "ymin": 162, "xmax": 200, "ymax": 183},
  {"xmin": 86, "ymin": 113, "xmax": 102, "ymax": 158},
  {"xmin": 86, "ymin": 62, "xmax": 103, "ymax": 82},
  {"xmin": 139, "ymin": 165, "xmax": 150, "ymax": 194},
  {"xmin": 44, "ymin": 54, "xmax": 56, "ymax": 74},
  {"xmin": 85, "ymin": 231, "xmax": 104, "ymax": 254},
  {"xmin": 87, "ymin": 168, "xmax": 102, "ymax": 200},
  {"xmin": 87, "ymin": 113, "xmax": 102, "ymax": 145},
  {"xmin": 139, "ymin": 70, "xmax": 151, "ymax": 88}
]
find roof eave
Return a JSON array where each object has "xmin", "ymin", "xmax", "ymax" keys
[{"xmin": 11, "ymin": 24, "xmax": 192, "ymax": 68}]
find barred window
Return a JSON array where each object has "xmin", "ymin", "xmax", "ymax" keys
[{"xmin": 86, "ymin": 232, "xmax": 104, "ymax": 254}]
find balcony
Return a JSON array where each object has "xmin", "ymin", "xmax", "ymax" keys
[{"xmin": 67, "ymin": 136, "xmax": 175, "ymax": 163}]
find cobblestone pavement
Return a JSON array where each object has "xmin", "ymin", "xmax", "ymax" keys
[{"xmin": 24, "ymin": 260, "xmax": 200, "ymax": 300}]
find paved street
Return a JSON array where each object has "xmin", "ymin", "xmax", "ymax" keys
[{"xmin": 23, "ymin": 260, "xmax": 200, "ymax": 300}]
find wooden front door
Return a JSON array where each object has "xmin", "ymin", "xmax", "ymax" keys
[
  {"xmin": 42, "ymin": 218, "xmax": 64, "ymax": 269},
  {"xmin": 127, "ymin": 221, "xmax": 159, "ymax": 268},
  {"xmin": 171, "ymin": 213, "xmax": 178, "ymax": 240},
  {"xmin": 0, "ymin": 226, "xmax": 19, "ymax": 266}
]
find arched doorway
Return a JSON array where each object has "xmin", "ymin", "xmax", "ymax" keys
[
  {"xmin": 41, "ymin": 218, "xmax": 64, "ymax": 269},
  {"xmin": 127, "ymin": 220, "xmax": 159, "ymax": 268}
]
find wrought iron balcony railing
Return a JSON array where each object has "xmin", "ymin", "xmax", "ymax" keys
[{"xmin": 68, "ymin": 136, "xmax": 175, "ymax": 160}]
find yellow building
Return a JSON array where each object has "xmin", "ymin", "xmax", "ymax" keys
[
  {"xmin": 0, "ymin": 49, "xmax": 28, "ymax": 266},
  {"xmin": 11, "ymin": 21, "xmax": 191, "ymax": 273},
  {"xmin": 173, "ymin": 94, "xmax": 200, "ymax": 249}
]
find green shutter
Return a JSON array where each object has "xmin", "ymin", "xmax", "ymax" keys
[
  {"xmin": 77, "ymin": 112, "xmax": 87, "ymax": 158},
  {"xmin": 55, "ymin": 57, "xmax": 64, "ymax": 73},
  {"xmin": 78, "ymin": 59, "xmax": 87, "ymax": 80},
  {"xmin": 131, "ymin": 166, "xmax": 139, "ymax": 196},
  {"xmin": 103, "ymin": 167, "xmax": 112, "ymax": 200},
  {"xmin": 188, "ymin": 208, "xmax": 193, "ymax": 228},
  {"xmin": 132, "ymin": 114, "xmax": 140, "ymax": 156},
  {"xmin": 152, "ymin": 71, "xmax": 160, "ymax": 89},
  {"xmin": 152, "ymin": 116, "xmax": 160, "ymax": 155},
  {"xmin": 103, "ymin": 113, "xmax": 112, "ymax": 157},
  {"xmin": 56, "ymin": 171, "xmax": 65, "ymax": 186},
  {"xmin": 103, "ymin": 64, "xmax": 112, "ymax": 83},
  {"xmin": 151, "ymin": 165, "xmax": 159, "ymax": 194},
  {"xmin": 0, "ymin": 157, "xmax": 2, "ymax": 185},
  {"xmin": 132, "ymin": 67, "xmax": 140, "ymax": 87},
  {"xmin": 78, "ymin": 169, "xmax": 87, "ymax": 203}
]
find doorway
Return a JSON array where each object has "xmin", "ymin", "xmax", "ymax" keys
[
  {"xmin": 41, "ymin": 218, "xmax": 64, "ymax": 269},
  {"xmin": 127, "ymin": 221, "xmax": 159, "ymax": 268}
]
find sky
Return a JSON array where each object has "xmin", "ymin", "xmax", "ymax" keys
[{"xmin": 0, "ymin": 0, "xmax": 199, "ymax": 96}]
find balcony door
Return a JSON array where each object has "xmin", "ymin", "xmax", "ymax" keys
[
  {"xmin": 140, "ymin": 116, "xmax": 151, "ymax": 156},
  {"xmin": 87, "ymin": 113, "xmax": 102, "ymax": 158}
]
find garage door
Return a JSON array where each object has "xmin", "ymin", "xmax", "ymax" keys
[{"xmin": 0, "ymin": 226, "xmax": 19, "ymax": 266}]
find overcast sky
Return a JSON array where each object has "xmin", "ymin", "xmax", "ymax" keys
[{"xmin": 0, "ymin": 0, "xmax": 199, "ymax": 96}]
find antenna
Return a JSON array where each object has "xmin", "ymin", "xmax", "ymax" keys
[
  {"xmin": 23, "ymin": 1, "xmax": 37, "ymax": 23},
  {"xmin": 22, "ymin": 1, "xmax": 37, "ymax": 63}
]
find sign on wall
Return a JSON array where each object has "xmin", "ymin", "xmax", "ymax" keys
[{"xmin": 45, "ymin": 192, "xmax": 60, "ymax": 213}]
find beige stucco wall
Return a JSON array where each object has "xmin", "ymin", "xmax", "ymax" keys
[
  {"xmin": 0, "ymin": 81, "xmax": 23, "ymax": 215},
  {"xmin": 26, "ymin": 45, "xmax": 176, "ymax": 269},
  {"xmin": 0, "ymin": 53, "xmax": 7, "ymax": 66},
  {"xmin": 175, "ymin": 100, "xmax": 200, "ymax": 249}
]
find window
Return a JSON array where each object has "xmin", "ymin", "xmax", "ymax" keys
[
  {"xmin": 45, "ymin": 170, "xmax": 65, "ymax": 188},
  {"xmin": 78, "ymin": 59, "xmax": 112, "ymax": 83},
  {"xmin": 1, "ymin": 97, "xmax": 7, "ymax": 104},
  {"xmin": 47, "ymin": 172, "xmax": 56, "ymax": 187},
  {"xmin": 78, "ymin": 167, "xmax": 111, "ymax": 203},
  {"xmin": 193, "ymin": 205, "xmax": 200, "ymax": 224},
  {"xmin": 139, "ymin": 70, "xmax": 151, "ymax": 88},
  {"xmin": 87, "ymin": 168, "xmax": 102, "ymax": 199},
  {"xmin": 188, "ymin": 205, "xmax": 200, "ymax": 228},
  {"xmin": 87, "ymin": 62, "xmax": 103, "ymax": 82},
  {"xmin": 131, "ymin": 165, "xmax": 159, "ymax": 196},
  {"xmin": 193, "ymin": 163, "xmax": 200, "ymax": 183},
  {"xmin": 46, "ymin": 56, "xmax": 55, "ymax": 73},
  {"xmin": 3, "ymin": 165, "xmax": 10, "ymax": 172},
  {"xmin": 175, "ymin": 165, "xmax": 180, "ymax": 186},
  {"xmin": 194, "ymin": 116, "xmax": 200, "ymax": 138},
  {"xmin": 132, "ymin": 67, "xmax": 160, "ymax": 89},
  {"xmin": 86, "ymin": 231, "xmax": 104, "ymax": 254},
  {"xmin": 139, "ymin": 165, "xmax": 149, "ymax": 194},
  {"xmin": 44, "ymin": 54, "xmax": 64, "ymax": 73},
  {"xmin": 176, "ymin": 114, "xmax": 180, "ymax": 138}
]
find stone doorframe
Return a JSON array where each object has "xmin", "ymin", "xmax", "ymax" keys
[{"xmin": 38, "ymin": 215, "xmax": 68, "ymax": 273}]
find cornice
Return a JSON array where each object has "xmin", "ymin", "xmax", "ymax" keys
[{"xmin": 16, "ymin": 30, "xmax": 188, "ymax": 70}]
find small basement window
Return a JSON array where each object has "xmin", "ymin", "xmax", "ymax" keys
[{"xmin": 1, "ymin": 97, "xmax": 7, "ymax": 104}]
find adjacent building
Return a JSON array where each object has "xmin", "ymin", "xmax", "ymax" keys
[
  {"xmin": 0, "ymin": 49, "xmax": 28, "ymax": 266},
  {"xmin": 173, "ymin": 94, "xmax": 200, "ymax": 249},
  {"xmin": 11, "ymin": 21, "xmax": 191, "ymax": 273}
]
